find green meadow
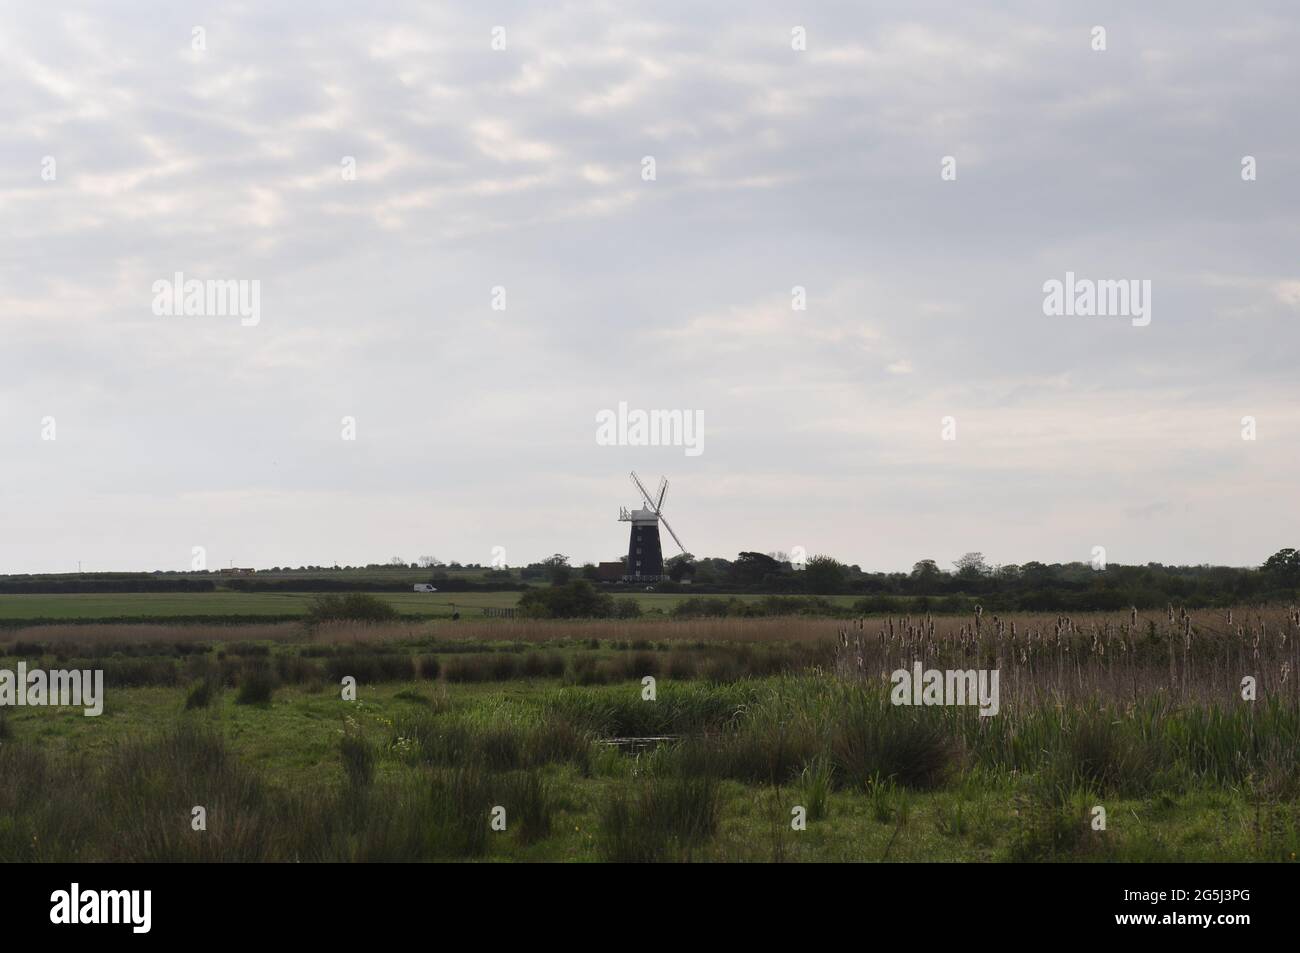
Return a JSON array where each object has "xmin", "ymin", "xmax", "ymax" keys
[
  {"xmin": 0, "ymin": 590, "xmax": 864, "ymax": 624},
  {"xmin": 2, "ymin": 619, "xmax": 1298, "ymax": 862}
]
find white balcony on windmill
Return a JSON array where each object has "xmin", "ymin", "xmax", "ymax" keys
[{"xmin": 619, "ymin": 506, "xmax": 660, "ymax": 526}]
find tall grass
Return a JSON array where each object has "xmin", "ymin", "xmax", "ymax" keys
[
  {"xmin": 235, "ymin": 664, "xmax": 278, "ymax": 705},
  {"xmin": 597, "ymin": 775, "xmax": 721, "ymax": 862},
  {"xmin": 617, "ymin": 675, "xmax": 1300, "ymax": 800},
  {"xmin": 392, "ymin": 707, "xmax": 593, "ymax": 772},
  {"xmin": 4, "ymin": 605, "xmax": 1298, "ymax": 862},
  {"xmin": 340, "ymin": 724, "xmax": 376, "ymax": 789},
  {"xmin": 799, "ymin": 756, "xmax": 834, "ymax": 821}
]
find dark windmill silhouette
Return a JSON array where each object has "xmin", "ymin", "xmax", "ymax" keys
[{"xmin": 618, "ymin": 471, "xmax": 686, "ymax": 582}]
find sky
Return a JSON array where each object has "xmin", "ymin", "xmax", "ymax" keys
[{"xmin": 1, "ymin": 1, "xmax": 1298, "ymax": 575}]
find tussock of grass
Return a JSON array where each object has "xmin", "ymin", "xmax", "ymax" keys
[
  {"xmin": 829, "ymin": 690, "xmax": 957, "ymax": 791},
  {"xmin": 393, "ymin": 708, "xmax": 592, "ymax": 772},
  {"xmin": 496, "ymin": 770, "xmax": 555, "ymax": 845},
  {"xmin": 800, "ymin": 756, "xmax": 833, "ymax": 821},
  {"xmin": 235, "ymin": 664, "xmax": 278, "ymax": 705},
  {"xmin": 324, "ymin": 652, "xmax": 414, "ymax": 685},
  {"xmin": 184, "ymin": 678, "xmax": 220, "ymax": 710},
  {"xmin": 597, "ymin": 775, "xmax": 721, "ymax": 862},
  {"xmin": 545, "ymin": 681, "xmax": 755, "ymax": 737},
  {"xmin": 340, "ymin": 726, "xmax": 375, "ymax": 789}
]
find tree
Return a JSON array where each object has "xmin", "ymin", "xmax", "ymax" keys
[
  {"xmin": 666, "ymin": 553, "xmax": 695, "ymax": 582},
  {"xmin": 1263, "ymin": 548, "xmax": 1300, "ymax": 587},
  {"xmin": 732, "ymin": 552, "xmax": 782, "ymax": 587},
  {"xmin": 1019, "ymin": 561, "xmax": 1051, "ymax": 586},
  {"xmin": 910, "ymin": 559, "xmax": 942, "ymax": 587},
  {"xmin": 953, "ymin": 552, "xmax": 990, "ymax": 580},
  {"xmin": 542, "ymin": 553, "xmax": 571, "ymax": 586},
  {"xmin": 804, "ymin": 555, "xmax": 847, "ymax": 594}
]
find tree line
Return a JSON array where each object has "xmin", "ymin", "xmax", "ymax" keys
[{"xmin": 528, "ymin": 548, "xmax": 1300, "ymax": 612}]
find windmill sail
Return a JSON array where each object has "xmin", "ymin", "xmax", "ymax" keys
[{"xmin": 619, "ymin": 471, "xmax": 687, "ymax": 582}]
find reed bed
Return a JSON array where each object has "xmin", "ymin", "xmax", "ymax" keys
[
  {"xmin": 3, "ymin": 605, "xmax": 1297, "ymax": 861},
  {"xmin": 3, "ymin": 661, "xmax": 1298, "ymax": 861},
  {"xmin": 9, "ymin": 606, "xmax": 1298, "ymax": 654},
  {"xmin": 833, "ymin": 605, "xmax": 1300, "ymax": 705}
]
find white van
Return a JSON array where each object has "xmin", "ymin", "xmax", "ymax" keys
[{"xmin": 413, "ymin": 584, "xmax": 438, "ymax": 593}]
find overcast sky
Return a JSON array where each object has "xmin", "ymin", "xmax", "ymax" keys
[{"xmin": 2, "ymin": 1, "xmax": 1297, "ymax": 575}]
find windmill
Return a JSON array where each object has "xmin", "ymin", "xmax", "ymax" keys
[{"xmin": 618, "ymin": 471, "xmax": 687, "ymax": 582}]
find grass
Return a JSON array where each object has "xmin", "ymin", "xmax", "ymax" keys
[
  {"xmin": 1, "ymin": 673, "xmax": 1296, "ymax": 861},
  {"xmin": 0, "ymin": 590, "xmax": 515, "ymax": 621},
  {"xmin": 0, "ymin": 590, "xmax": 868, "ymax": 625},
  {"xmin": 0, "ymin": 633, "xmax": 833, "ymax": 693},
  {"xmin": 2, "ymin": 607, "xmax": 1298, "ymax": 862},
  {"xmin": 598, "ymin": 775, "xmax": 722, "ymax": 862}
]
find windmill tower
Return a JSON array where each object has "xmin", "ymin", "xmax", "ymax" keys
[{"xmin": 618, "ymin": 471, "xmax": 687, "ymax": 582}]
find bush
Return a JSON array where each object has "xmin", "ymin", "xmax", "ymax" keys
[
  {"xmin": 670, "ymin": 598, "xmax": 732, "ymax": 619},
  {"xmin": 614, "ymin": 598, "xmax": 642, "ymax": 619},
  {"xmin": 235, "ymin": 665, "xmax": 278, "ymax": 705},
  {"xmin": 304, "ymin": 593, "xmax": 400, "ymax": 626},
  {"xmin": 518, "ymin": 580, "xmax": 616, "ymax": 619}
]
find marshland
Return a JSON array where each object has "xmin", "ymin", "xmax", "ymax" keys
[{"xmin": 1, "ymin": 606, "xmax": 1297, "ymax": 862}]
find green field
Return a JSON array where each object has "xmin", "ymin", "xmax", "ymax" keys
[
  {"xmin": 3, "ymin": 609, "xmax": 1298, "ymax": 862},
  {"xmin": 3, "ymin": 672, "xmax": 1293, "ymax": 862},
  {"xmin": 0, "ymin": 591, "xmax": 516, "ymax": 620},
  {"xmin": 0, "ymin": 590, "xmax": 863, "ymax": 623}
]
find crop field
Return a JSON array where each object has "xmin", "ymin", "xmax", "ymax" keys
[{"xmin": 2, "ymin": 607, "xmax": 1297, "ymax": 862}]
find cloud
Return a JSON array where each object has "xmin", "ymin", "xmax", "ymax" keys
[{"xmin": 2, "ymin": 0, "xmax": 1298, "ymax": 573}]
